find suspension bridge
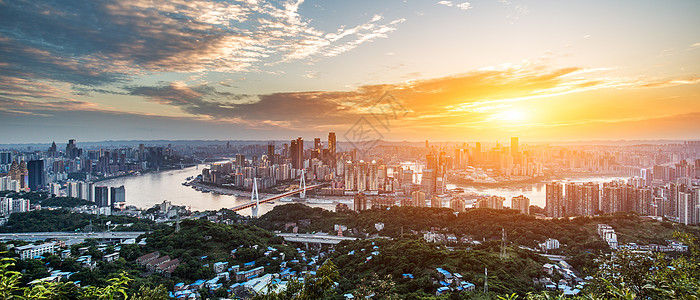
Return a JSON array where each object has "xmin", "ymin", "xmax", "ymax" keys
[{"xmin": 231, "ymin": 170, "xmax": 327, "ymax": 217}]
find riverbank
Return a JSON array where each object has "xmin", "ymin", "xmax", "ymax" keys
[{"xmin": 448, "ymin": 172, "xmax": 628, "ymax": 189}]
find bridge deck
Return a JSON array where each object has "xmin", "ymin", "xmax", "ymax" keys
[
  {"xmin": 231, "ymin": 184, "xmax": 325, "ymax": 212},
  {"xmin": 277, "ymin": 233, "xmax": 357, "ymax": 245}
]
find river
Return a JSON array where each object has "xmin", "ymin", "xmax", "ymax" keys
[
  {"xmin": 100, "ymin": 165, "xmax": 628, "ymax": 214},
  {"xmin": 99, "ymin": 165, "xmax": 338, "ymax": 217}
]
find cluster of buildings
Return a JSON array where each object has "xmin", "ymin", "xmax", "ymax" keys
[
  {"xmin": 545, "ymin": 170, "xmax": 700, "ymax": 225},
  {"xmin": 0, "ymin": 139, "xmax": 178, "ymax": 194},
  {"xmin": 434, "ymin": 267, "xmax": 476, "ymax": 296},
  {"xmin": 597, "ymin": 224, "xmax": 618, "ymax": 249},
  {"xmin": 169, "ymin": 243, "xmax": 330, "ymax": 299},
  {"xmin": 199, "ymin": 133, "xmax": 338, "ymax": 190},
  {"xmin": 136, "ymin": 251, "xmax": 181, "ymax": 276},
  {"xmin": 540, "ymin": 260, "xmax": 583, "ymax": 296}
]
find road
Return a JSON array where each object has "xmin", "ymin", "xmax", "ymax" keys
[{"xmin": 0, "ymin": 231, "xmax": 147, "ymax": 242}]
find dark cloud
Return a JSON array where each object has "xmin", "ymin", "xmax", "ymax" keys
[{"xmin": 0, "ymin": 0, "xmax": 404, "ymax": 88}]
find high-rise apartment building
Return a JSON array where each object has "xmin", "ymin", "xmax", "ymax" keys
[
  {"xmin": 511, "ymin": 195, "xmax": 530, "ymax": 215},
  {"xmin": 449, "ymin": 198, "xmax": 465, "ymax": 212},
  {"xmin": 546, "ymin": 182, "xmax": 564, "ymax": 218},
  {"xmin": 411, "ymin": 191, "xmax": 426, "ymax": 207}
]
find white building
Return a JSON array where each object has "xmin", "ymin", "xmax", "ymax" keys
[
  {"xmin": 539, "ymin": 238, "xmax": 561, "ymax": 251},
  {"xmin": 0, "ymin": 197, "xmax": 30, "ymax": 216},
  {"xmin": 15, "ymin": 242, "xmax": 56, "ymax": 260}
]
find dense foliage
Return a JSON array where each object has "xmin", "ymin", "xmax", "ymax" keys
[
  {"xmin": 254, "ymin": 204, "xmax": 700, "ymax": 276},
  {"xmin": 0, "ymin": 209, "xmax": 164, "ymax": 233},
  {"xmin": 139, "ymin": 219, "xmax": 300, "ymax": 282},
  {"xmin": 41, "ymin": 197, "xmax": 94, "ymax": 208},
  {"xmin": 329, "ymin": 237, "xmax": 549, "ymax": 298}
]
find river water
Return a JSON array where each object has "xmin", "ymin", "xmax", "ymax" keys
[
  {"xmin": 100, "ymin": 165, "xmax": 628, "ymax": 215},
  {"xmin": 99, "ymin": 165, "xmax": 337, "ymax": 217}
]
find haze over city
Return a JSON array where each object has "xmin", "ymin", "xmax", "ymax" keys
[{"xmin": 1, "ymin": 0, "xmax": 699, "ymax": 143}]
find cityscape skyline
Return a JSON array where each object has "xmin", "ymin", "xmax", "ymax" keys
[{"xmin": 1, "ymin": 0, "xmax": 699, "ymax": 143}]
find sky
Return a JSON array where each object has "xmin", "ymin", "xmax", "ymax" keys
[{"xmin": 0, "ymin": 0, "xmax": 699, "ymax": 144}]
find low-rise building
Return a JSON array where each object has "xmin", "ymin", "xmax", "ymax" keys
[{"xmin": 14, "ymin": 242, "xmax": 56, "ymax": 260}]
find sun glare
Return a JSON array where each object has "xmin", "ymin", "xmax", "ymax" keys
[{"xmin": 493, "ymin": 109, "xmax": 526, "ymax": 122}]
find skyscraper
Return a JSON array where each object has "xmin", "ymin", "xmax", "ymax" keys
[
  {"xmin": 290, "ymin": 139, "xmax": 298, "ymax": 169},
  {"xmin": 511, "ymin": 137, "xmax": 518, "ymax": 156},
  {"xmin": 95, "ymin": 186, "xmax": 109, "ymax": 208},
  {"xmin": 296, "ymin": 137, "xmax": 304, "ymax": 169},
  {"xmin": 27, "ymin": 160, "xmax": 45, "ymax": 191},
  {"xmin": 110, "ymin": 185, "xmax": 126, "ymax": 210},
  {"xmin": 267, "ymin": 143, "xmax": 275, "ymax": 158},
  {"xmin": 546, "ymin": 182, "xmax": 564, "ymax": 218},
  {"xmin": 328, "ymin": 132, "xmax": 336, "ymax": 167}
]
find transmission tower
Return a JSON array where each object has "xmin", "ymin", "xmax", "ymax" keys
[
  {"xmin": 500, "ymin": 228, "xmax": 508, "ymax": 259},
  {"xmin": 484, "ymin": 267, "xmax": 488, "ymax": 294},
  {"xmin": 251, "ymin": 178, "xmax": 259, "ymax": 218},
  {"xmin": 299, "ymin": 169, "xmax": 306, "ymax": 199},
  {"xmin": 175, "ymin": 208, "xmax": 181, "ymax": 233}
]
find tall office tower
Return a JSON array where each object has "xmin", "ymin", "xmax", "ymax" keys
[
  {"xmin": 139, "ymin": 144, "xmax": 145, "ymax": 161},
  {"xmin": 449, "ymin": 198, "xmax": 465, "ymax": 212},
  {"xmin": 546, "ymin": 182, "xmax": 564, "ymax": 218},
  {"xmin": 27, "ymin": 160, "xmax": 45, "ymax": 191},
  {"xmin": 431, "ymin": 196, "xmax": 441, "ymax": 208},
  {"xmin": 344, "ymin": 161, "xmax": 355, "ymax": 191},
  {"xmin": 267, "ymin": 143, "xmax": 275, "ymax": 158},
  {"xmin": 290, "ymin": 140, "xmax": 298, "ymax": 168},
  {"xmin": 328, "ymin": 132, "xmax": 336, "ymax": 167},
  {"xmin": 411, "ymin": 191, "xmax": 426, "ymax": 207},
  {"xmin": 296, "ymin": 137, "xmax": 304, "ymax": 169},
  {"xmin": 94, "ymin": 186, "xmax": 110, "ymax": 208},
  {"xmin": 511, "ymin": 195, "xmax": 530, "ymax": 215},
  {"xmin": 511, "ymin": 136, "xmax": 518, "ymax": 157},
  {"xmin": 110, "ymin": 185, "xmax": 126, "ymax": 209},
  {"xmin": 314, "ymin": 138, "xmax": 321, "ymax": 151},
  {"xmin": 66, "ymin": 139, "xmax": 80, "ymax": 159}
]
